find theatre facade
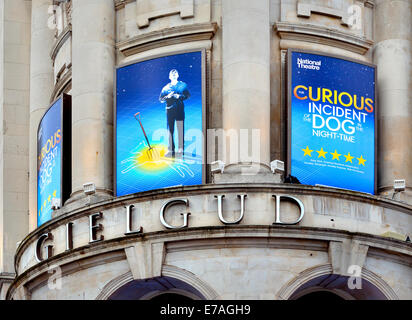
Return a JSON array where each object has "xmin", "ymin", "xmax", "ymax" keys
[{"xmin": 0, "ymin": 0, "xmax": 411, "ymax": 300}]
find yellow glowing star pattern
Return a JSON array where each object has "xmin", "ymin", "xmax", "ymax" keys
[
  {"xmin": 344, "ymin": 152, "xmax": 354, "ymax": 163},
  {"xmin": 357, "ymin": 155, "xmax": 366, "ymax": 166},
  {"xmin": 301, "ymin": 146, "xmax": 313, "ymax": 157},
  {"xmin": 316, "ymin": 148, "xmax": 328, "ymax": 159}
]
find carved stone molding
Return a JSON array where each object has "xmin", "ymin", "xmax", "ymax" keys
[
  {"xmin": 95, "ymin": 271, "xmax": 134, "ymax": 300},
  {"xmin": 276, "ymin": 263, "xmax": 399, "ymax": 300},
  {"xmin": 276, "ymin": 264, "xmax": 333, "ymax": 300},
  {"xmin": 296, "ymin": 0, "xmax": 375, "ymax": 20},
  {"xmin": 275, "ymin": 22, "xmax": 373, "ymax": 55},
  {"xmin": 361, "ymin": 268, "xmax": 399, "ymax": 300},
  {"xmin": 95, "ymin": 264, "xmax": 219, "ymax": 300},
  {"xmin": 8, "ymin": 225, "xmax": 409, "ymax": 300},
  {"xmin": 50, "ymin": 25, "xmax": 71, "ymax": 62},
  {"xmin": 117, "ymin": 22, "xmax": 217, "ymax": 56},
  {"xmin": 297, "ymin": 2, "xmax": 349, "ymax": 26},
  {"xmin": 162, "ymin": 265, "xmax": 219, "ymax": 300},
  {"xmin": 136, "ymin": 0, "xmax": 194, "ymax": 28},
  {"xmin": 50, "ymin": 66, "xmax": 72, "ymax": 102},
  {"xmin": 66, "ymin": 0, "xmax": 72, "ymax": 25}
]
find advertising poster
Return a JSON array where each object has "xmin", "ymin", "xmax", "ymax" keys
[
  {"xmin": 288, "ymin": 50, "xmax": 376, "ymax": 194},
  {"xmin": 37, "ymin": 98, "xmax": 62, "ymax": 226},
  {"xmin": 116, "ymin": 51, "xmax": 204, "ymax": 196}
]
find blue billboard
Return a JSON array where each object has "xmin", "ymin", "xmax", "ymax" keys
[
  {"xmin": 115, "ymin": 51, "xmax": 204, "ymax": 196},
  {"xmin": 288, "ymin": 50, "xmax": 376, "ymax": 194},
  {"xmin": 37, "ymin": 98, "xmax": 62, "ymax": 226}
]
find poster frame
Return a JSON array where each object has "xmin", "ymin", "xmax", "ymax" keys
[
  {"xmin": 37, "ymin": 93, "xmax": 72, "ymax": 227},
  {"xmin": 286, "ymin": 48, "xmax": 378, "ymax": 194},
  {"xmin": 114, "ymin": 49, "xmax": 207, "ymax": 197}
]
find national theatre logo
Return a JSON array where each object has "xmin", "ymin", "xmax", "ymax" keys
[{"xmin": 297, "ymin": 58, "xmax": 322, "ymax": 70}]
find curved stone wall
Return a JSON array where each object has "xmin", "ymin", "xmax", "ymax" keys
[{"xmin": 8, "ymin": 185, "xmax": 412, "ymax": 299}]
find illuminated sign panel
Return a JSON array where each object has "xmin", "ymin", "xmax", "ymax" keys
[
  {"xmin": 288, "ymin": 50, "xmax": 376, "ymax": 194},
  {"xmin": 37, "ymin": 94, "xmax": 71, "ymax": 226},
  {"xmin": 115, "ymin": 51, "xmax": 205, "ymax": 196}
]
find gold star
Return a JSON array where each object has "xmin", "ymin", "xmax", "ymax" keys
[
  {"xmin": 330, "ymin": 150, "xmax": 341, "ymax": 161},
  {"xmin": 48, "ymin": 195, "xmax": 51, "ymax": 203},
  {"xmin": 301, "ymin": 146, "xmax": 313, "ymax": 157},
  {"xmin": 316, "ymin": 147, "xmax": 328, "ymax": 159},
  {"xmin": 357, "ymin": 155, "xmax": 366, "ymax": 166},
  {"xmin": 44, "ymin": 200, "xmax": 47, "ymax": 208},
  {"xmin": 344, "ymin": 152, "xmax": 354, "ymax": 163},
  {"xmin": 53, "ymin": 190, "xmax": 57, "ymax": 197}
]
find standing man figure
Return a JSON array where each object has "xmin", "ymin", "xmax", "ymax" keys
[{"xmin": 159, "ymin": 69, "xmax": 190, "ymax": 157}]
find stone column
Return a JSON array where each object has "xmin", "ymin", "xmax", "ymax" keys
[
  {"xmin": 28, "ymin": 0, "xmax": 55, "ymax": 231},
  {"xmin": 374, "ymin": 0, "xmax": 412, "ymax": 202},
  {"xmin": 0, "ymin": 0, "xmax": 31, "ymax": 291},
  {"xmin": 70, "ymin": 0, "xmax": 115, "ymax": 201},
  {"xmin": 220, "ymin": 0, "xmax": 272, "ymax": 180}
]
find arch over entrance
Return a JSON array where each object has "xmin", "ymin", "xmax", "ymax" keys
[
  {"xmin": 295, "ymin": 290, "xmax": 346, "ymax": 301},
  {"xmin": 277, "ymin": 264, "xmax": 398, "ymax": 300},
  {"xmin": 96, "ymin": 265, "xmax": 219, "ymax": 300},
  {"xmin": 108, "ymin": 276, "xmax": 206, "ymax": 300}
]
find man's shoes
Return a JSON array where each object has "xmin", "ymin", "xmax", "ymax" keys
[{"xmin": 176, "ymin": 148, "xmax": 184, "ymax": 157}]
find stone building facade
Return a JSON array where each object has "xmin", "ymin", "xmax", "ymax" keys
[{"xmin": 0, "ymin": 0, "xmax": 411, "ymax": 300}]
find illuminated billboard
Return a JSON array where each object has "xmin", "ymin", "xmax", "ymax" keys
[
  {"xmin": 288, "ymin": 50, "xmax": 376, "ymax": 194},
  {"xmin": 37, "ymin": 94, "xmax": 71, "ymax": 226},
  {"xmin": 115, "ymin": 51, "xmax": 205, "ymax": 196}
]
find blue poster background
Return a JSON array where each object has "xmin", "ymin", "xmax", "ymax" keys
[
  {"xmin": 37, "ymin": 98, "xmax": 62, "ymax": 226},
  {"xmin": 116, "ymin": 51, "xmax": 203, "ymax": 196},
  {"xmin": 290, "ymin": 51, "xmax": 375, "ymax": 194}
]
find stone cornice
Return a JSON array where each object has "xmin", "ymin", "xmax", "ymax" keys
[
  {"xmin": 116, "ymin": 22, "xmax": 218, "ymax": 56},
  {"xmin": 275, "ymin": 22, "xmax": 374, "ymax": 55}
]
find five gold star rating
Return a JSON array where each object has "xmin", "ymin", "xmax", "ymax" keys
[
  {"xmin": 301, "ymin": 146, "xmax": 367, "ymax": 166},
  {"xmin": 38, "ymin": 189, "xmax": 57, "ymax": 216}
]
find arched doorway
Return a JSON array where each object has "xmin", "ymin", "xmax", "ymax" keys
[
  {"xmin": 150, "ymin": 292, "xmax": 194, "ymax": 302},
  {"xmin": 108, "ymin": 276, "xmax": 206, "ymax": 300},
  {"xmin": 288, "ymin": 274, "xmax": 388, "ymax": 300},
  {"xmin": 295, "ymin": 290, "xmax": 345, "ymax": 301}
]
